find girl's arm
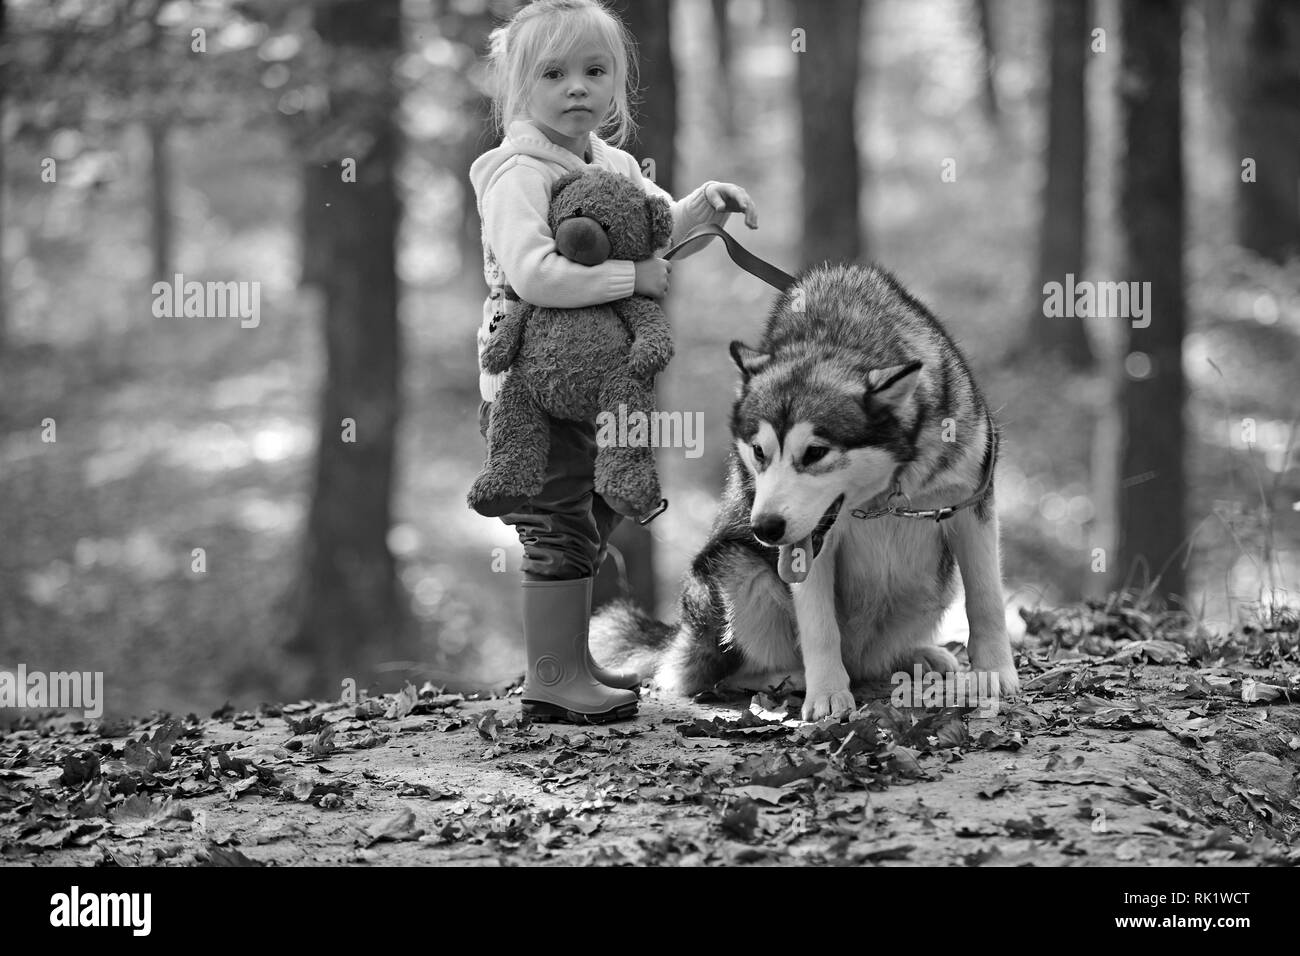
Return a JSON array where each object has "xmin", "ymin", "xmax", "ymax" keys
[
  {"xmin": 635, "ymin": 175, "xmax": 732, "ymax": 256},
  {"xmin": 482, "ymin": 163, "xmax": 635, "ymax": 308}
]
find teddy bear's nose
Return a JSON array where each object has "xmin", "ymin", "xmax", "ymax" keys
[{"xmin": 554, "ymin": 216, "xmax": 611, "ymax": 266}]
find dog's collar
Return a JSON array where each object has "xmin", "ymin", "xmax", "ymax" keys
[{"xmin": 851, "ymin": 414, "xmax": 999, "ymax": 523}]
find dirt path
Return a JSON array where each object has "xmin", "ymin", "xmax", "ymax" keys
[{"xmin": 3, "ymin": 626, "xmax": 1298, "ymax": 867}]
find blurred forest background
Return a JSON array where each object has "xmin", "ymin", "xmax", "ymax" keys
[{"xmin": 1, "ymin": 0, "xmax": 1297, "ymax": 721}]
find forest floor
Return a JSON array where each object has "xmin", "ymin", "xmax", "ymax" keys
[{"xmin": 2, "ymin": 601, "xmax": 1298, "ymax": 867}]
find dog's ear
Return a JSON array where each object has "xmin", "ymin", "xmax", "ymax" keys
[
  {"xmin": 729, "ymin": 341, "xmax": 772, "ymax": 380},
  {"xmin": 866, "ymin": 360, "xmax": 922, "ymax": 406},
  {"xmin": 647, "ymin": 195, "xmax": 673, "ymax": 250}
]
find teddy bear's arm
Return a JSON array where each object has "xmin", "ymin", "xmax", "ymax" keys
[
  {"xmin": 612, "ymin": 295, "xmax": 674, "ymax": 380},
  {"xmin": 480, "ymin": 300, "xmax": 530, "ymax": 375}
]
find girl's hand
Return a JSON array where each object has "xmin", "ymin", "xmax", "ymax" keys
[
  {"xmin": 704, "ymin": 182, "xmax": 758, "ymax": 229},
  {"xmin": 634, "ymin": 257, "xmax": 671, "ymax": 299}
]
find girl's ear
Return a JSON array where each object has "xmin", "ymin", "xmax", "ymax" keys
[{"xmin": 647, "ymin": 195, "xmax": 673, "ymax": 250}]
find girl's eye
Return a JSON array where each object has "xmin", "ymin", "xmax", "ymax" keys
[
  {"xmin": 542, "ymin": 68, "xmax": 562, "ymax": 79},
  {"xmin": 588, "ymin": 67, "xmax": 605, "ymax": 76},
  {"xmin": 752, "ymin": 445, "xmax": 766, "ymax": 465},
  {"xmin": 802, "ymin": 446, "xmax": 829, "ymax": 467}
]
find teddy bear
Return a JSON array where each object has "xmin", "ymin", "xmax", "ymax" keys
[{"xmin": 467, "ymin": 167, "xmax": 675, "ymax": 521}]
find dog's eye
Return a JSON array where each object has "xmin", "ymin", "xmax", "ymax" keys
[
  {"xmin": 802, "ymin": 446, "xmax": 829, "ymax": 467},
  {"xmin": 751, "ymin": 444, "xmax": 765, "ymax": 465}
]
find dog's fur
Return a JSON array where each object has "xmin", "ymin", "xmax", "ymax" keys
[{"xmin": 589, "ymin": 262, "xmax": 1019, "ymax": 721}]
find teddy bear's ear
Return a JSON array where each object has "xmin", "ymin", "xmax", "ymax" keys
[
  {"xmin": 647, "ymin": 195, "xmax": 673, "ymax": 250},
  {"xmin": 551, "ymin": 169, "xmax": 585, "ymax": 201}
]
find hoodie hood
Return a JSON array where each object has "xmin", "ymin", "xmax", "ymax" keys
[{"xmin": 469, "ymin": 120, "xmax": 614, "ymax": 212}]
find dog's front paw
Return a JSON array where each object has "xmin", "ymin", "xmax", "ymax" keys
[
  {"xmin": 969, "ymin": 652, "xmax": 1020, "ymax": 700},
  {"xmin": 990, "ymin": 663, "xmax": 1020, "ymax": 698},
  {"xmin": 969, "ymin": 633, "xmax": 1020, "ymax": 700},
  {"xmin": 801, "ymin": 682, "xmax": 855, "ymax": 722}
]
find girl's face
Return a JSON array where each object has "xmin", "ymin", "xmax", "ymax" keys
[{"xmin": 526, "ymin": 39, "xmax": 615, "ymax": 158}]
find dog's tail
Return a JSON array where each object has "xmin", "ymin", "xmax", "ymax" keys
[{"xmin": 589, "ymin": 599, "xmax": 678, "ymax": 683}]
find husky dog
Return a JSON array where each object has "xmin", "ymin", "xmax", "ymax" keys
[{"xmin": 589, "ymin": 263, "xmax": 1020, "ymax": 721}]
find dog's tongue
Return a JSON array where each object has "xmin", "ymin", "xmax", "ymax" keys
[{"xmin": 777, "ymin": 535, "xmax": 815, "ymax": 584}]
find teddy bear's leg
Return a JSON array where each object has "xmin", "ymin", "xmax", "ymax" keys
[
  {"xmin": 593, "ymin": 370, "xmax": 664, "ymax": 520},
  {"xmin": 468, "ymin": 373, "xmax": 551, "ymax": 517},
  {"xmin": 480, "ymin": 301, "xmax": 529, "ymax": 375}
]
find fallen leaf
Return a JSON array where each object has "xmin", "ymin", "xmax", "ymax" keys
[
  {"xmin": 749, "ymin": 759, "xmax": 826, "ymax": 788},
  {"xmin": 58, "ymin": 752, "xmax": 101, "ymax": 789},
  {"xmin": 724, "ymin": 785, "xmax": 796, "ymax": 806},
  {"xmin": 1004, "ymin": 815, "xmax": 1057, "ymax": 840},
  {"xmin": 385, "ymin": 683, "xmax": 420, "ymax": 720},
  {"xmin": 976, "ymin": 729, "xmax": 1024, "ymax": 750},
  {"xmin": 720, "ymin": 800, "xmax": 760, "ymax": 841},
  {"xmin": 854, "ymin": 843, "xmax": 914, "ymax": 862},
  {"xmin": 309, "ymin": 725, "xmax": 337, "ymax": 758},
  {"xmin": 1029, "ymin": 771, "xmax": 1114, "ymax": 787},
  {"xmin": 978, "ymin": 774, "xmax": 1014, "ymax": 799},
  {"xmin": 203, "ymin": 845, "xmax": 263, "ymax": 866},
  {"xmin": 475, "ymin": 710, "xmax": 503, "ymax": 741},
  {"xmin": 365, "ymin": 808, "xmax": 423, "ymax": 844},
  {"xmin": 1114, "ymin": 839, "xmax": 1144, "ymax": 861},
  {"xmin": 1108, "ymin": 640, "xmax": 1188, "ymax": 665}
]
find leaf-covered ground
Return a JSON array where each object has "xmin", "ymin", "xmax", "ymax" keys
[{"xmin": 3, "ymin": 598, "xmax": 1298, "ymax": 867}]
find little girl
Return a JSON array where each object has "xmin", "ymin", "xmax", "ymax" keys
[{"xmin": 469, "ymin": 0, "xmax": 758, "ymax": 724}]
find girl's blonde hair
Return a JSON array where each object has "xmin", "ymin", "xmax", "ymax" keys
[{"xmin": 486, "ymin": 0, "xmax": 639, "ymax": 149}]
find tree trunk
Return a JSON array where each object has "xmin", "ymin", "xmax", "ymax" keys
[
  {"xmin": 147, "ymin": 117, "xmax": 171, "ymax": 281},
  {"xmin": 973, "ymin": 0, "xmax": 1000, "ymax": 123},
  {"xmin": 0, "ymin": 0, "xmax": 6, "ymax": 348},
  {"xmin": 145, "ymin": 0, "xmax": 171, "ymax": 282},
  {"xmin": 288, "ymin": 0, "xmax": 410, "ymax": 697},
  {"xmin": 438, "ymin": 0, "xmax": 496, "ymax": 273},
  {"xmin": 1228, "ymin": 0, "xmax": 1300, "ymax": 262},
  {"xmin": 1115, "ymin": 0, "xmax": 1187, "ymax": 603},
  {"xmin": 591, "ymin": 0, "xmax": 676, "ymax": 615},
  {"xmin": 793, "ymin": 0, "xmax": 863, "ymax": 268},
  {"xmin": 1029, "ymin": 0, "xmax": 1093, "ymax": 367},
  {"xmin": 710, "ymin": 0, "xmax": 737, "ymax": 140},
  {"xmin": 619, "ymin": 0, "xmax": 676, "ymax": 197}
]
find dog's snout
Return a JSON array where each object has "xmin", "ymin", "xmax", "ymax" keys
[{"xmin": 751, "ymin": 514, "xmax": 786, "ymax": 544}]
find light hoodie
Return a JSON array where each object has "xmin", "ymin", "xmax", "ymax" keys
[{"xmin": 468, "ymin": 119, "xmax": 731, "ymax": 403}]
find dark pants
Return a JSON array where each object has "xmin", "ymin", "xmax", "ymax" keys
[{"xmin": 478, "ymin": 400, "xmax": 624, "ymax": 580}]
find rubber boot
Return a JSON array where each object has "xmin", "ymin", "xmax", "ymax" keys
[
  {"xmin": 578, "ymin": 576, "xmax": 642, "ymax": 696},
  {"xmin": 521, "ymin": 574, "xmax": 638, "ymax": 724}
]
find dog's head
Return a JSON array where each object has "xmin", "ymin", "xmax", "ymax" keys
[{"xmin": 729, "ymin": 341, "xmax": 924, "ymax": 584}]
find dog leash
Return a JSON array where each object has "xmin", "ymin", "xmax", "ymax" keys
[
  {"xmin": 851, "ymin": 413, "xmax": 1000, "ymax": 523},
  {"xmin": 662, "ymin": 223, "xmax": 797, "ymax": 292},
  {"xmin": 632, "ymin": 226, "xmax": 794, "ymax": 526}
]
